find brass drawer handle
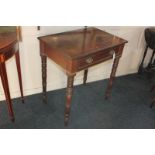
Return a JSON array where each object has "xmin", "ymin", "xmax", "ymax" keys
[{"xmin": 86, "ymin": 57, "xmax": 93, "ymax": 64}]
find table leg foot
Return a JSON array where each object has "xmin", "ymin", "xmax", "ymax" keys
[
  {"xmin": 21, "ymin": 98, "xmax": 24, "ymax": 104},
  {"xmin": 43, "ymin": 95, "xmax": 47, "ymax": 104},
  {"xmin": 64, "ymin": 114, "xmax": 69, "ymax": 126},
  {"xmin": 11, "ymin": 117, "xmax": 15, "ymax": 122},
  {"xmin": 105, "ymin": 94, "xmax": 109, "ymax": 100}
]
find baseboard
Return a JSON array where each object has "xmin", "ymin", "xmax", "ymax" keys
[{"xmin": 0, "ymin": 70, "xmax": 137, "ymax": 101}]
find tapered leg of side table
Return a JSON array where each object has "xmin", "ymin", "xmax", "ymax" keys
[
  {"xmin": 64, "ymin": 74, "xmax": 75, "ymax": 126},
  {"xmin": 105, "ymin": 57, "xmax": 120, "ymax": 99},
  {"xmin": 15, "ymin": 51, "xmax": 24, "ymax": 103},
  {"xmin": 0, "ymin": 63, "xmax": 15, "ymax": 122},
  {"xmin": 41, "ymin": 56, "xmax": 47, "ymax": 103},
  {"xmin": 83, "ymin": 69, "xmax": 88, "ymax": 85}
]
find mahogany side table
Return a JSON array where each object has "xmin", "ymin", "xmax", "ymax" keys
[
  {"xmin": 38, "ymin": 27, "xmax": 127, "ymax": 126},
  {"xmin": 0, "ymin": 32, "xmax": 24, "ymax": 121}
]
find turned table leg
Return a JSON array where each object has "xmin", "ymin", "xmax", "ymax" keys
[
  {"xmin": 83, "ymin": 69, "xmax": 88, "ymax": 85},
  {"xmin": 105, "ymin": 57, "xmax": 120, "ymax": 99},
  {"xmin": 41, "ymin": 56, "xmax": 47, "ymax": 104},
  {"xmin": 15, "ymin": 51, "xmax": 24, "ymax": 103},
  {"xmin": 0, "ymin": 62, "xmax": 15, "ymax": 122},
  {"xmin": 64, "ymin": 74, "xmax": 75, "ymax": 126}
]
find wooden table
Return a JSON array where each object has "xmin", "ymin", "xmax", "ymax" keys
[
  {"xmin": 0, "ymin": 32, "xmax": 24, "ymax": 121},
  {"xmin": 38, "ymin": 27, "xmax": 127, "ymax": 125}
]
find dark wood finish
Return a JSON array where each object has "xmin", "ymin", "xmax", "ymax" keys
[
  {"xmin": 15, "ymin": 50, "xmax": 24, "ymax": 103},
  {"xmin": 75, "ymin": 49, "xmax": 114, "ymax": 71},
  {"xmin": 105, "ymin": 57, "xmax": 120, "ymax": 99},
  {"xmin": 0, "ymin": 62, "xmax": 15, "ymax": 121},
  {"xmin": 38, "ymin": 27, "xmax": 127, "ymax": 125},
  {"xmin": 83, "ymin": 69, "xmax": 88, "ymax": 85},
  {"xmin": 41, "ymin": 56, "xmax": 47, "ymax": 103},
  {"xmin": 0, "ymin": 32, "xmax": 24, "ymax": 121},
  {"xmin": 147, "ymin": 49, "xmax": 155, "ymax": 68},
  {"xmin": 65, "ymin": 74, "xmax": 75, "ymax": 126},
  {"xmin": 38, "ymin": 27, "xmax": 127, "ymax": 60},
  {"xmin": 138, "ymin": 45, "xmax": 149, "ymax": 74},
  {"xmin": 105, "ymin": 45, "xmax": 125, "ymax": 99}
]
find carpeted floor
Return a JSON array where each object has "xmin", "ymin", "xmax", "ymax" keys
[{"xmin": 0, "ymin": 73, "xmax": 155, "ymax": 129}]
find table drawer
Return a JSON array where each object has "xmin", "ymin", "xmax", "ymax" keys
[{"xmin": 76, "ymin": 49, "xmax": 114, "ymax": 70}]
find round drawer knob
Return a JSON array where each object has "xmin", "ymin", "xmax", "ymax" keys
[
  {"xmin": 86, "ymin": 57, "xmax": 93, "ymax": 64},
  {"xmin": 110, "ymin": 50, "xmax": 114, "ymax": 55}
]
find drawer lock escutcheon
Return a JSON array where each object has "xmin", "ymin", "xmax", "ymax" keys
[{"xmin": 86, "ymin": 57, "xmax": 93, "ymax": 64}]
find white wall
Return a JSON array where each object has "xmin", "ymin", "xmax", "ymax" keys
[{"xmin": 0, "ymin": 26, "xmax": 149, "ymax": 101}]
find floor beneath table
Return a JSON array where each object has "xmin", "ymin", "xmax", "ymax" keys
[{"xmin": 0, "ymin": 73, "xmax": 155, "ymax": 129}]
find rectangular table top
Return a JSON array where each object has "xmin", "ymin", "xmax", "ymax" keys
[{"xmin": 38, "ymin": 27, "xmax": 127, "ymax": 59}]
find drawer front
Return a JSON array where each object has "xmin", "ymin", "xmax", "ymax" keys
[{"xmin": 76, "ymin": 49, "xmax": 114, "ymax": 71}]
